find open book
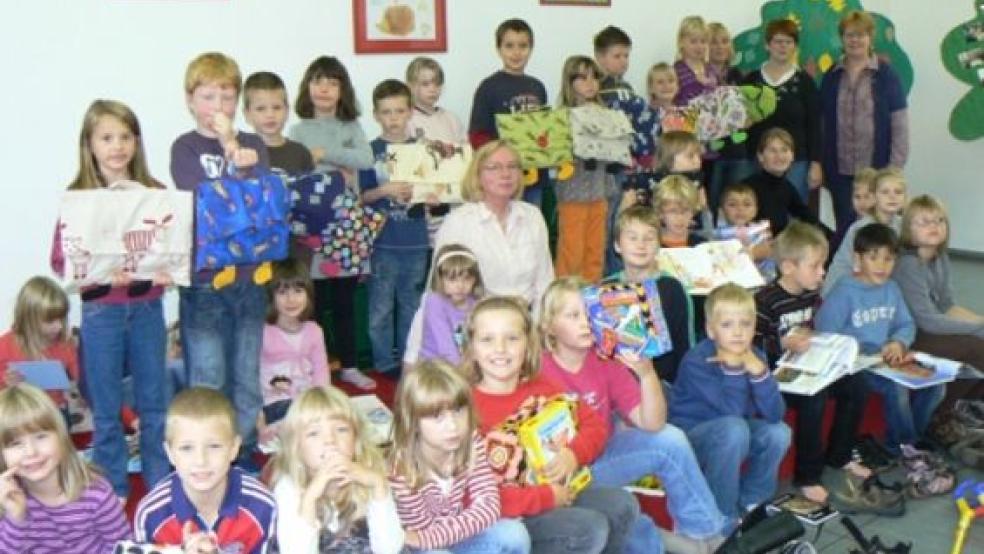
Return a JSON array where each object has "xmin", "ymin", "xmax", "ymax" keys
[
  {"xmin": 386, "ymin": 142, "xmax": 471, "ymax": 203},
  {"xmin": 861, "ymin": 352, "xmax": 961, "ymax": 389},
  {"xmin": 773, "ymin": 333, "xmax": 859, "ymax": 396},
  {"xmin": 657, "ymin": 239, "xmax": 765, "ymax": 294}
]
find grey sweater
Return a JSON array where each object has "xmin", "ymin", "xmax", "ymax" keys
[
  {"xmin": 288, "ymin": 116, "xmax": 374, "ymax": 173},
  {"xmin": 891, "ymin": 249, "xmax": 984, "ymax": 338}
]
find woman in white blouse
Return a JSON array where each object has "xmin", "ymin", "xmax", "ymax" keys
[{"xmin": 402, "ymin": 141, "xmax": 554, "ymax": 368}]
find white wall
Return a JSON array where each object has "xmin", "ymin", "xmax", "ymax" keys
[{"xmin": 1, "ymin": 0, "xmax": 980, "ymax": 328}]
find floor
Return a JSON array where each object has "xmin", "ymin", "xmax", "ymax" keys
[{"xmin": 790, "ymin": 253, "xmax": 984, "ymax": 553}]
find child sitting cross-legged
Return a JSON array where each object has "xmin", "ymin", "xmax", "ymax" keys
[{"xmin": 669, "ymin": 283, "xmax": 791, "ymax": 519}]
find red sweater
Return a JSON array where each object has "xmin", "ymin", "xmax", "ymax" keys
[
  {"xmin": 471, "ymin": 374, "xmax": 608, "ymax": 517},
  {"xmin": 0, "ymin": 331, "xmax": 80, "ymax": 406}
]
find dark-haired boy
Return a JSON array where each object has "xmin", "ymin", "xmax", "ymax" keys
[{"xmin": 243, "ymin": 71, "xmax": 313, "ymax": 176}]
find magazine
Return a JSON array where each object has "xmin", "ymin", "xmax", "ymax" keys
[
  {"xmin": 866, "ymin": 352, "xmax": 961, "ymax": 389},
  {"xmin": 774, "ymin": 333, "xmax": 860, "ymax": 396},
  {"xmin": 657, "ymin": 239, "xmax": 765, "ymax": 294},
  {"xmin": 517, "ymin": 399, "xmax": 592, "ymax": 493},
  {"xmin": 767, "ymin": 492, "xmax": 839, "ymax": 526}
]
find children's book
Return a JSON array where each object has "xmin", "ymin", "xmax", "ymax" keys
[
  {"xmin": 657, "ymin": 239, "xmax": 766, "ymax": 294},
  {"xmin": 774, "ymin": 333, "xmax": 859, "ymax": 396},
  {"xmin": 386, "ymin": 142, "xmax": 471, "ymax": 204},
  {"xmin": 865, "ymin": 352, "xmax": 961, "ymax": 389},
  {"xmin": 582, "ymin": 279, "xmax": 672, "ymax": 359},
  {"xmin": 767, "ymin": 492, "xmax": 839, "ymax": 526},
  {"xmin": 713, "ymin": 221, "xmax": 771, "ymax": 246},
  {"xmin": 516, "ymin": 399, "xmax": 592, "ymax": 493},
  {"xmin": 350, "ymin": 394, "xmax": 394, "ymax": 446},
  {"xmin": 10, "ymin": 361, "xmax": 71, "ymax": 391}
]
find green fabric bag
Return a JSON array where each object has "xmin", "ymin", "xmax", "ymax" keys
[{"xmin": 495, "ymin": 108, "xmax": 573, "ymax": 169}]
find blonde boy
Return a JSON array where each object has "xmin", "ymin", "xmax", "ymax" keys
[
  {"xmin": 653, "ymin": 174, "xmax": 703, "ymax": 248},
  {"xmin": 669, "ymin": 284, "xmax": 790, "ymax": 518},
  {"xmin": 134, "ymin": 388, "xmax": 276, "ymax": 553}
]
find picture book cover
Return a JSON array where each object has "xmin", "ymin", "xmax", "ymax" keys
[{"xmin": 582, "ymin": 279, "xmax": 672, "ymax": 359}]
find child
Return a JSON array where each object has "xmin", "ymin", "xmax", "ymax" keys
[
  {"xmin": 243, "ymin": 71, "xmax": 314, "ymax": 176},
  {"xmin": 646, "ymin": 62, "xmax": 679, "ymax": 113},
  {"xmin": 0, "ymin": 277, "xmax": 79, "ymax": 408},
  {"xmin": 742, "ymin": 128, "xmax": 822, "ymax": 235},
  {"xmin": 754, "ymin": 223, "xmax": 882, "ymax": 510},
  {"xmin": 594, "ymin": 25, "xmax": 633, "ymax": 99},
  {"xmin": 539, "ymin": 278, "xmax": 729, "ymax": 549},
  {"xmin": 0, "ymin": 384, "xmax": 131, "ymax": 552},
  {"xmin": 360, "ymin": 79, "xmax": 430, "ymax": 377},
  {"xmin": 647, "ymin": 130, "xmax": 709, "ymax": 231},
  {"xmin": 852, "ymin": 168, "xmax": 877, "ymax": 219},
  {"xmin": 389, "ymin": 360, "xmax": 530, "ymax": 553},
  {"xmin": 607, "ymin": 206, "xmax": 696, "ymax": 382},
  {"xmin": 653, "ymin": 174, "xmax": 705, "ymax": 248},
  {"xmin": 51, "ymin": 99, "xmax": 170, "ymax": 501},
  {"xmin": 894, "ymin": 195, "xmax": 984, "ymax": 408},
  {"xmin": 170, "ymin": 52, "xmax": 271, "ymax": 462},
  {"xmin": 406, "ymin": 56, "xmax": 467, "ymax": 145},
  {"xmin": 468, "ymin": 18, "xmax": 549, "ymax": 205},
  {"xmin": 717, "ymin": 182, "xmax": 775, "ymax": 280},
  {"xmin": 135, "ymin": 388, "xmax": 276, "ymax": 553},
  {"xmin": 464, "ymin": 296, "xmax": 656, "ymax": 553},
  {"xmin": 554, "ymin": 56, "xmax": 616, "ymax": 282},
  {"xmin": 824, "ymin": 168, "xmax": 907, "ymax": 297},
  {"xmin": 257, "ymin": 258, "xmax": 330, "ymax": 446},
  {"xmin": 419, "ymin": 244, "xmax": 484, "ymax": 366},
  {"xmin": 816, "ymin": 224, "xmax": 946, "ymax": 470},
  {"xmin": 289, "ymin": 56, "xmax": 376, "ymax": 391},
  {"xmin": 673, "ymin": 16, "xmax": 718, "ymax": 106},
  {"xmin": 669, "ymin": 284, "xmax": 791, "ymax": 519},
  {"xmin": 270, "ymin": 386, "xmax": 403, "ymax": 553}
]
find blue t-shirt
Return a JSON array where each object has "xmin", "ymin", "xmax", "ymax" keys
[
  {"xmin": 815, "ymin": 274, "xmax": 916, "ymax": 355},
  {"xmin": 358, "ymin": 137, "xmax": 428, "ymax": 251}
]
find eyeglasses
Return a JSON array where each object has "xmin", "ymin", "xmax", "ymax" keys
[
  {"xmin": 913, "ymin": 217, "xmax": 946, "ymax": 227},
  {"xmin": 842, "ymin": 31, "xmax": 869, "ymax": 40},
  {"xmin": 481, "ymin": 163, "xmax": 521, "ymax": 173}
]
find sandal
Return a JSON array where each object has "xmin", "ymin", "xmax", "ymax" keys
[
  {"xmin": 829, "ymin": 471, "xmax": 905, "ymax": 517},
  {"xmin": 905, "ymin": 464, "xmax": 956, "ymax": 499}
]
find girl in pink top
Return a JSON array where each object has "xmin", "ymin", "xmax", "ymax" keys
[{"xmin": 258, "ymin": 259, "xmax": 330, "ymax": 446}]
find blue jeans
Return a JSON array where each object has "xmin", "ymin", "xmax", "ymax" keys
[
  {"xmin": 368, "ymin": 248, "xmax": 427, "ymax": 372},
  {"xmin": 864, "ymin": 373, "xmax": 946, "ymax": 451},
  {"xmin": 522, "ymin": 485, "xmax": 651, "ymax": 554},
  {"xmin": 591, "ymin": 426, "xmax": 727, "ymax": 539},
  {"xmin": 419, "ymin": 518, "xmax": 531, "ymax": 554},
  {"xmin": 81, "ymin": 298, "xmax": 169, "ymax": 497},
  {"xmin": 708, "ymin": 158, "xmax": 758, "ymax": 222},
  {"xmin": 686, "ymin": 417, "xmax": 791, "ymax": 519},
  {"xmin": 825, "ymin": 171, "xmax": 858, "ymax": 236},
  {"xmin": 784, "ymin": 160, "xmax": 811, "ymax": 204},
  {"xmin": 179, "ymin": 280, "xmax": 266, "ymax": 447}
]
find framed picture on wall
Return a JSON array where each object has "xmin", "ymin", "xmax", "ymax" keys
[
  {"xmin": 540, "ymin": 0, "xmax": 611, "ymax": 6},
  {"xmin": 353, "ymin": 0, "xmax": 447, "ymax": 54}
]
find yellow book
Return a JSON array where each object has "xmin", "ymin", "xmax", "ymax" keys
[{"xmin": 517, "ymin": 399, "xmax": 592, "ymax": 493}]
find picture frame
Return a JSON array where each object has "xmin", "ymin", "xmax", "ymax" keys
[
  {"xmin": 540, "ymin": 0, "xmax": 611, "ymax": 6},
  {"xmin": 353, "ymin": 0, "xmax": 447, "ymax": 54}
]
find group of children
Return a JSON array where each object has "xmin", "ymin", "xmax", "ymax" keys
[{"xmin": 2, "ymin": 9, "xmax": 983, "ymax": 554}]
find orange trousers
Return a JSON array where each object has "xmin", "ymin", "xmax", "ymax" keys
[{"xmin": 555, "ymin": 200, "xmax": 608, "ymax": 282}]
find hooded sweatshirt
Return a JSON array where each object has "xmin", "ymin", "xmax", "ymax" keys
[{"xmin": 814, "ymin": 274, "xmax": 915, "ymax": 355}]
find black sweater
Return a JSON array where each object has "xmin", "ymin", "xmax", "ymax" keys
[
  {"xmin": 742, "ymin": 68, "xmax": 821, "ymax": 162},
  {"xmin": 743, "ymin": 170, "xmax": 819, "ymax": 234}
]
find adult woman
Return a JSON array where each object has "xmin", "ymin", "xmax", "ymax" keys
[
  {"xmin": 743, "ymin": 18, "xmax": 822, "ymax": 204},
  {"xmin": 401, "ymin": 141, "xmax": 554, "ymax": 369},
  {"xmin": 820, "ymin": 10, "xmax": 909, "ymax": 235}
]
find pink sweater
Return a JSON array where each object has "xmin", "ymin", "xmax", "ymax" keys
[{"xmin": 259, "ymin": 321, "xmax": 330, "ymax": 407}]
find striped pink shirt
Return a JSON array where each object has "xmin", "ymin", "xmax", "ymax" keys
[
  {"xmin": 0, "ymin": 475, "xmax": 131, "ymax": 554},
  {"xmin": 389, "ymin": 437, "xmax": 500, "ymax": 550}
]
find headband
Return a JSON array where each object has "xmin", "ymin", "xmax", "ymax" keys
[{"xmin": 436, "ymin": 250, "xmax": 477, "ymax": 269}]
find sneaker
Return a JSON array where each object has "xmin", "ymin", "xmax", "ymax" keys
[
  {"xmin": 828, "ymin": 471, "xmax": 905, "ymax": 517},
  {"xmin": 338, "ymin": 368, "xmax": 377, "ymax": 391}
]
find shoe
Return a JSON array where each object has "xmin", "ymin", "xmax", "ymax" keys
[
  {"xmin": 950, "ymin": 429, "xmax": 984, "ymax": 470},
  {"xmin": 852, "ymin": 435, "xmax": 898, "ymax": 473},
  {"xmin": 828, "ymin": 471, "xmax": 905, "ymax": 517},
  {"xmin": 338, "ymin": 368, "xmax": 377, "ymax": 391},
  {"xmin": 900, "ymin": 444, "xmax": 956, "ymax": 498}
]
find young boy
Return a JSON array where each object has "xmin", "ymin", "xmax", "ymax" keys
[
  {"xmin": 134, "ymin": 388, "xmax": 276, "ymax": 553},
  {"xmin": 594, "ymin": 25, "xmax": 633, "ymax": 101},
  {"xmin": 243, "ymin": 71, "xmax": 314, "ymax": 176},
  {"xmin": 406, "ymin": 56, "xmax": 467, "ymax": 145},
  {"xmin": 816, "ymin": 224, "xmax": 944, "ymax": 460},
  {"xmin": 755, "ymin": 223, "xmax": 882, "ymax": 510},
  {"xmin": 360, "ymin": 80, "xmax": 429, "ymax": 376},
  {"xmin": 742, "ymin": 128, "xmax": 822, "ymax": 235},
  {"xmin": 607, "ymin": 205, "xmax": 695, "ymax": 382},
  {"xmin": 670, "ymin": 283, "xmax": 791, "ymax": 519},
  {"xmin": 170, "ymin": 52, "xmax": 270, "ymax": 462},
  {"xmin": 717, "ymin": 182, "xmax": 775, "ymax": 280},
  {"xmin": 653, "ymin": 174, "xmax": 704, "ymax": 248},
  {"xmin": 468, "ymin": 18, "xmax": 549, "ymax": 205}
]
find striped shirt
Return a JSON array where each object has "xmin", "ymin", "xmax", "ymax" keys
[
  {"xmin": 388, "ymin": 437, "xmax": 500, "ymax": 550},
  {"xmin": 0, "ymin": 475, "xmax": 131, "ymax": 554},
  {"xmin": 134, "ymin": 468, "xmax": 276, "ymax": 554},
  {"xmin": 755, "ymin": 281, "xmax": 822, "ymax": 366}
]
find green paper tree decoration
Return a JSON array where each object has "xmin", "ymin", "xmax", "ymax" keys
[
  {"xmin": 733, "ymin": 0, "xmax": 913, "ymax": 96},
  {"xmin": 941, "ymin": 1, "xmax": 984, "ymax": 140}
]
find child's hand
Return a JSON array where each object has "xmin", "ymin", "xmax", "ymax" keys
[
  {"xmin": 619, "ymin": 190, "xmax": 637, "ymax": 212},
  {"xmin": 741, "ymin": 350, "xmax": 767, "ymax": 376},
  {"xmin": 152, "ymin": 272, "xmax": 174, "ymax": 287},
  {"xmin": 424, "ymin": 192, "xmax": 440, "ymax": 207},
  {"xmin": 697, "ymin": 187, "xmax": 708, "ymax": 210},
  {"xmin": 808, "ymin": 162, "xmax": 823, "ymax": 190},
  {"xmin": 881, "ymin": 341, "xmax": 907, "ymax": 366},
  {"xmin": 110, "ymin": 271, "xmax": 133, "ymax": 288},
  {"xmin": 550, "ymin": 483, "xmax": 574, "ymax": 507},
  {"xmin": 617, "ymin": 351, "xmax": 657, "ymax": 381},
  {"xmin": 211, "ymin": 113, "xmax": 236, "ymax": 144},
  {"xmin": 781, "ymin": 327, "xmax": 812, "ymax": 354},
  {"xmin": 403, "ymin": 529, "xmax": 422, "ymax": 549},
  {"xmin": 231, "ymin": 147, "xmax": 259, "ymax": 170},
  {"xmin": 181, "ymin": 521, "xmax": 219, "ymax": 554},
  {"xmin": 2, "ymin": 367, "xmax": 23, "ymax": 387},
  {"xmin": 0, "ymin": 467, "xmax": 27, "ymax": 523},
  {"xmin": 310, "ymin": 147, "xmax": 326, "ymax": 164},
  {"xmin": 540, "ymin": 447, "xmax": 578, "ymax": 484},
  {"xmin": 385, "ymin": 181, "xmax": 413, "ymax": 204}
]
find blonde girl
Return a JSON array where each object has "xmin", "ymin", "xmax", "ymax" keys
[
  {"xmin": 271, "ymin": 385, "xmax": 403, "ymax": 554},
  {"xmin": 49, "ymin": 100, "xmax": 171, "ymax": 501},
  {"xmin": 0, "ymin": 277, "xmax": 78, "ymax": 406},
  {"xmin": 464, "ymin": 296, "xmax": 657, "ymax": 553},
  {"xmin": 894, "ymin": 195, "xmax": 984, "ymax": 408},
  {"xmin": 554, "ymin": 55, "xmax": 616, "ymax": 282},
  {"xmin": 646, "ymin": 62, "xmax": 679, "ymax": 112},
  {"xmin": 257, "ymin": 258, "xmax": 330, "ymax": 447},
  {"xmin": 538, "ymin": 278, "xmax": 728, "ymax": 546},
  {"xmin": 389, "ymin": 360, "xmax": 530, "ymax": 553},
  {"xmin": 852, "ymin": 168, "xmax": 878, "ymax": 219},
  {"xmin": 0, "ymin": 384, "xmax": 130, "ymax": 552},
  {"xmin": 673, "ymin": 16, "xmax": 718, "ymax": 106},
  {"xmin": 653, "ymin": 174, "xmax": 704, "ymax": 248},
  {"xmin": 420, "ymin": 244, "xmax": 485, "ymax": 365},
  {"xmin": 823, "ymin": 168, "xmax": 908, "ymax": 296}
]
